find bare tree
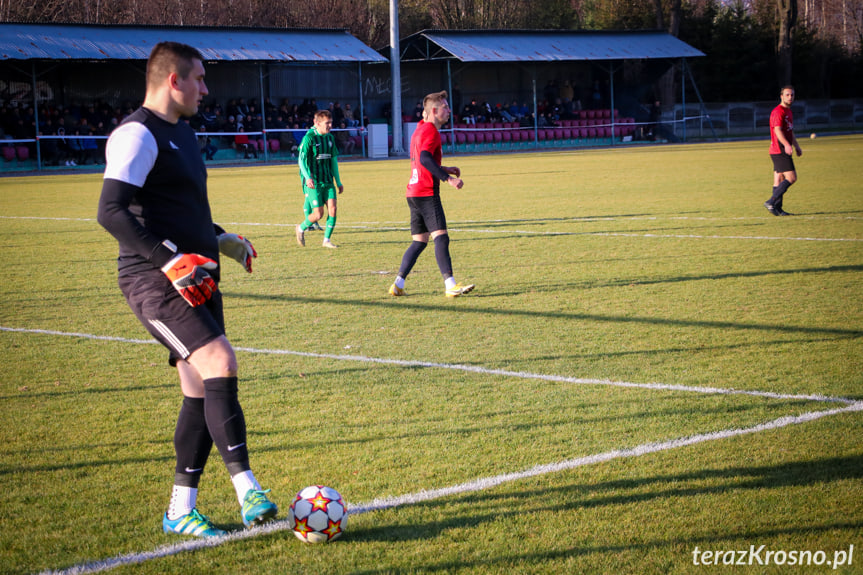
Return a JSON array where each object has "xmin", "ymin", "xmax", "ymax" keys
[
  {"xmin": 776, "ymin": 0, "xmax": 797, "ymax": 85},
  {"xmin": 653, "ymin": 0, "xmax": 682, "ymax": 111}
]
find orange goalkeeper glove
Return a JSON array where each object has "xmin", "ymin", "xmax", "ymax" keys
[{"xmin": 161, "ymin": 253, "xmax": 218, "ymax": 307}]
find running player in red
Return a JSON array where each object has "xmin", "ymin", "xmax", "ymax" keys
[
  {"xmin": 389, "ymin": 90, "xmax": 475, "ymax": 298},
  {"xmin": 765, "ymin": 85, "xmax": 802, "ymax": 216}
]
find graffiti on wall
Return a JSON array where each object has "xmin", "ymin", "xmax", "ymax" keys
[{"xmin": 0, "ymin": 80, "xmax": 55, "ymax": 105}]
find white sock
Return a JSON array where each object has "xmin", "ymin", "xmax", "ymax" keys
[
  {"xmin": 445, "ymin": 277, "xmax": 457, "ymax": 290},
  {"xmin": 231, "ymin": 470, "xmax": 261, "ymax": 506},
  {"xmin": 395, "ymin": 276, "xmax": 405, "ymax": 289},
  {"xmin": 167, "ymin": 486, "xmax": 197, "ymax": 520}
]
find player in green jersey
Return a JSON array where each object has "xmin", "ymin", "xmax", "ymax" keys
[{"xmin": 295, "ymin": 110, "xmax": 344, "ymax": 248}]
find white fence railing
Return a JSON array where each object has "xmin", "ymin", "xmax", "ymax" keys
[{"xmin": 668, "ymin": 98, "xmax": 863, "ymax": 139}]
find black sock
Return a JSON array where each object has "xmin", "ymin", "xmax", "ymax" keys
[
  {"xmin": 203, "ymin": 377, "xmax": 250, "ymax": 476},
  {"xmin": 398, "ymin": 240, "xmax": 427, "ymax": 279},
  {"xmin": 769, "ymin": 180, "xmax": 792, "ymax": 205},
  {"xmin": 434, "ymin": 234, "xmax": 453, "ymax": 278},
  {"xmin": 173, "ymin": 396, "xmax": 212, "ymax": 487}
]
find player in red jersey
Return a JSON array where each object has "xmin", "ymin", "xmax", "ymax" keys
[
  {"xmin": 765, "ymin": 86, "xmax": 802, "ymax": 216},
  {"xmin": 389, "ymin": 90, "xmax": 475, "ymax": 297}
]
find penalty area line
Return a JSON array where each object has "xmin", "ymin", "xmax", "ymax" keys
[{"xmin": 38, "ymin": 400, "xmax": 863, "ymax": 575}]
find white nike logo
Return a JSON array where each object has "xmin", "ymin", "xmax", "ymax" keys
[
  {"xmin": 227, "ymin": 443, "xmax": 245, "ymax": 451},
  {"xmin": 169, "ymin": 141, "xmax": 179, "ymax": 150},
  {"xmin": 185, "ymin": 467, "xmax": 203, "ymax": 473}
]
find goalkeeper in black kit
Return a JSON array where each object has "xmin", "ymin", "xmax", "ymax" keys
[{"xmin": 97, "ymin": 41, "xmax": 277, "ymax": 537}]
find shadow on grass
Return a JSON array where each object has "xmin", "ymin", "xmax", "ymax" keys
[
  {"xmin": 229, "ymin": 281, "xmax": 863, "ymax": 338},
  {"xmin": 349, "ymin": 520, "xmax": 863, "ymax": 574},
  {"xmin": 347, "ymin": 454, "xmax": 863, "ymax": 561}
]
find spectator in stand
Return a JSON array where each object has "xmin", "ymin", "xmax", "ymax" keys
[
  {"xmin": 211, "ymin": 108, "xmax": 225, "ymax": 133},
  {"xmin": 481, "ymin": 101, "xmax": 493, "ymax": 123},
  {"xmin": 332, "ymin": 101, "xmax": 345, "ymax": 126},
  {"xmin": 290, "ymin": 123, "xmax": 304, "ymax": 155},
  {"xmin": 461, "ymin": 99, "xmax": 479, "ymax": 125},
  {"xmin": 226, "ymin": 98, "xmax": 240, "ymax": 120},
  {"xmin": 412, "ymin": 101, "xmax": 424, "ymax": 122},
  {"xmin": 234, "ymin": 126, "xmax": 257, "ymax": 159},
  {"xmin": 198, "ymin": 105, "xmax": 217, "ymax": 131},
  {"xmin": 343, "ymin": 103, "xmax": 358, "ymax": 127},
  {"xmin": 246, "ymin": 110, "xmax": 263, "ymax": 149},
  {"xmin": 236, "ymin": 98, "xmax": 250, "ymax": 122},
  {"xmin": 67, "ymin": 129, "xmax": 85, "ymax": 165},
  {"xmin": 224, "ymin": 115, "xmax": 239, "ymax": 134},
  {"xmin": 275, "ymin": 116, "xmax": 295, "ymax": 155},
  {"xmin": 55, "ymin": 119, "xmax": 75, "ymax": 166},
  {"xmin": 334, "ymin": 121, "xmax": 355, "ymax": 155},
  {"xmin": 81, "ymin": 133, "xmax": 99, "ymax": 164},
  {"xmin": 550, "ymin": 98, "xmax": 563, "ymax": 122},
  {"xmin": 507, "ymin": 100, "xmax": 521, "ymax": 120},
  {"xmin": 39, "ymin": 123, "xmax": 59, "ymax": 165},
  {"xmin": 199, "ymin": 125, "xmax": 218, "ymax": 161}
]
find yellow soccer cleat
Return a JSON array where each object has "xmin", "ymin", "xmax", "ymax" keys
[{"xmin": 445, "ymin": 283, "xmax": 475, "ymax": 298}]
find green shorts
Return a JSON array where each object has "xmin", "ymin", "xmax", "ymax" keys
[{"xmin": 303, "ymin": 182, "xmax": 337, "ymax": 208}]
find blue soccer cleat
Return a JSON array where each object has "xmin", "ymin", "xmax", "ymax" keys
[
  {"xmin": 242, "ymin": 489, "xmax": 278, "ymax": 528},
  {"xmin": 162, "ymin": 509, "xmax": 226, "ymax": 538}
]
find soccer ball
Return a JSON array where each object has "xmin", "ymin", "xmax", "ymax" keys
[{"xmin": 288, "ymin": 485, "xmax": 348, "ymax": 543}]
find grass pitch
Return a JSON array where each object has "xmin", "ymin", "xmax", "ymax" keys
[{"xmin": 1, "ymin": 136, "xmax": 862, "ymax": 574}]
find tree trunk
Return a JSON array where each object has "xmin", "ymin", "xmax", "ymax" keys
[
  {"xmin": 657, "ymin": 0, "xmax": 681, "ymax": 109},
  {"xmin": 776, "ymin": 0, "xmax": 797, "ymax": 87}
]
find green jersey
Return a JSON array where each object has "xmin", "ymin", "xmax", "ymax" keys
[{"xmin": 298, "ymin": 127, "xmax": 341, "ymax": 186}]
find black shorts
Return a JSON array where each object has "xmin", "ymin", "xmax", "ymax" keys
[
  {"xmin": 407, "ymin": 195, "xmax": 447, "ymax": 235},
  {"xmin": 771, "ymin": 153, "xmax": 795, "ymax": 173},
  {"xmin": 119, "ymin": 270, "xmax": 225, "ymax": 365}
]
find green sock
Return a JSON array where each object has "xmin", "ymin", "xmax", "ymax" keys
[
  {"xmin": 300, "ymin": 217, "xmax": 311, "ymax": 231},
  {"xmin": 325, "ymin": 216, "xmax": 336, "ymax": 239}
]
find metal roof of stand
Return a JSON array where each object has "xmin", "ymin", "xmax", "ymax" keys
[
  {"xmin": 400, "ymin": 29, "xmax": 704, "ymax": 62},
  {"xmin": 0, "ymin": 22, "xmax": 388, "ymax": 63},
  {"xmin": 395, "ymin": 29, "xmax": 707, "ymax": 153}
]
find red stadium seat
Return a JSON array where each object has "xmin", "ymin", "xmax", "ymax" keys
[
  {"xmin": 16, "ymin": 146, "xmax": 29, "ymax": 160},
  {"xmin": 502, "ymin": 131, "xmax": 512, "ymax": 143},
  {"xmin": 3, "ymin": 146, "xmax": 16, "ymax": 161},
  {"xmin": 456, "ymin": 132, "xmax": 466, "ymax": 144},
  {"xmin": 587, "ymin": 128, "xmax": 597, "ymax": 138},
  {"xmin": 553, "ymin": 128, "xmax": 564, "ymax": 140},
  {"xmin": 563, "ymin": 128, "xmax": 572, "ymax": 139},
  {"xmin": 268, "ymin": 139, "xmax": 280, "ymax": 152}
]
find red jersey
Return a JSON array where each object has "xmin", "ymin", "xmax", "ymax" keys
[
  {"xmin": 769, "ymin": 104, "xmax": 794, "ymax": 154},
  {"xmin": 406, "ymin": 120, "xmax": 442, "ymax": 197}
]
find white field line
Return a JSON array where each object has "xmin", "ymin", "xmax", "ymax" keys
[
  {"xmin": 1, "ymin": 215, "xmax": 861, "ymax": 242},
  {"xmin": 7, "ymin": 327, "xmax": 860, "ymax": 574},
  {"xmin": 2, "ymin": 325, "xmax": 855, "ymax": 406}
]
